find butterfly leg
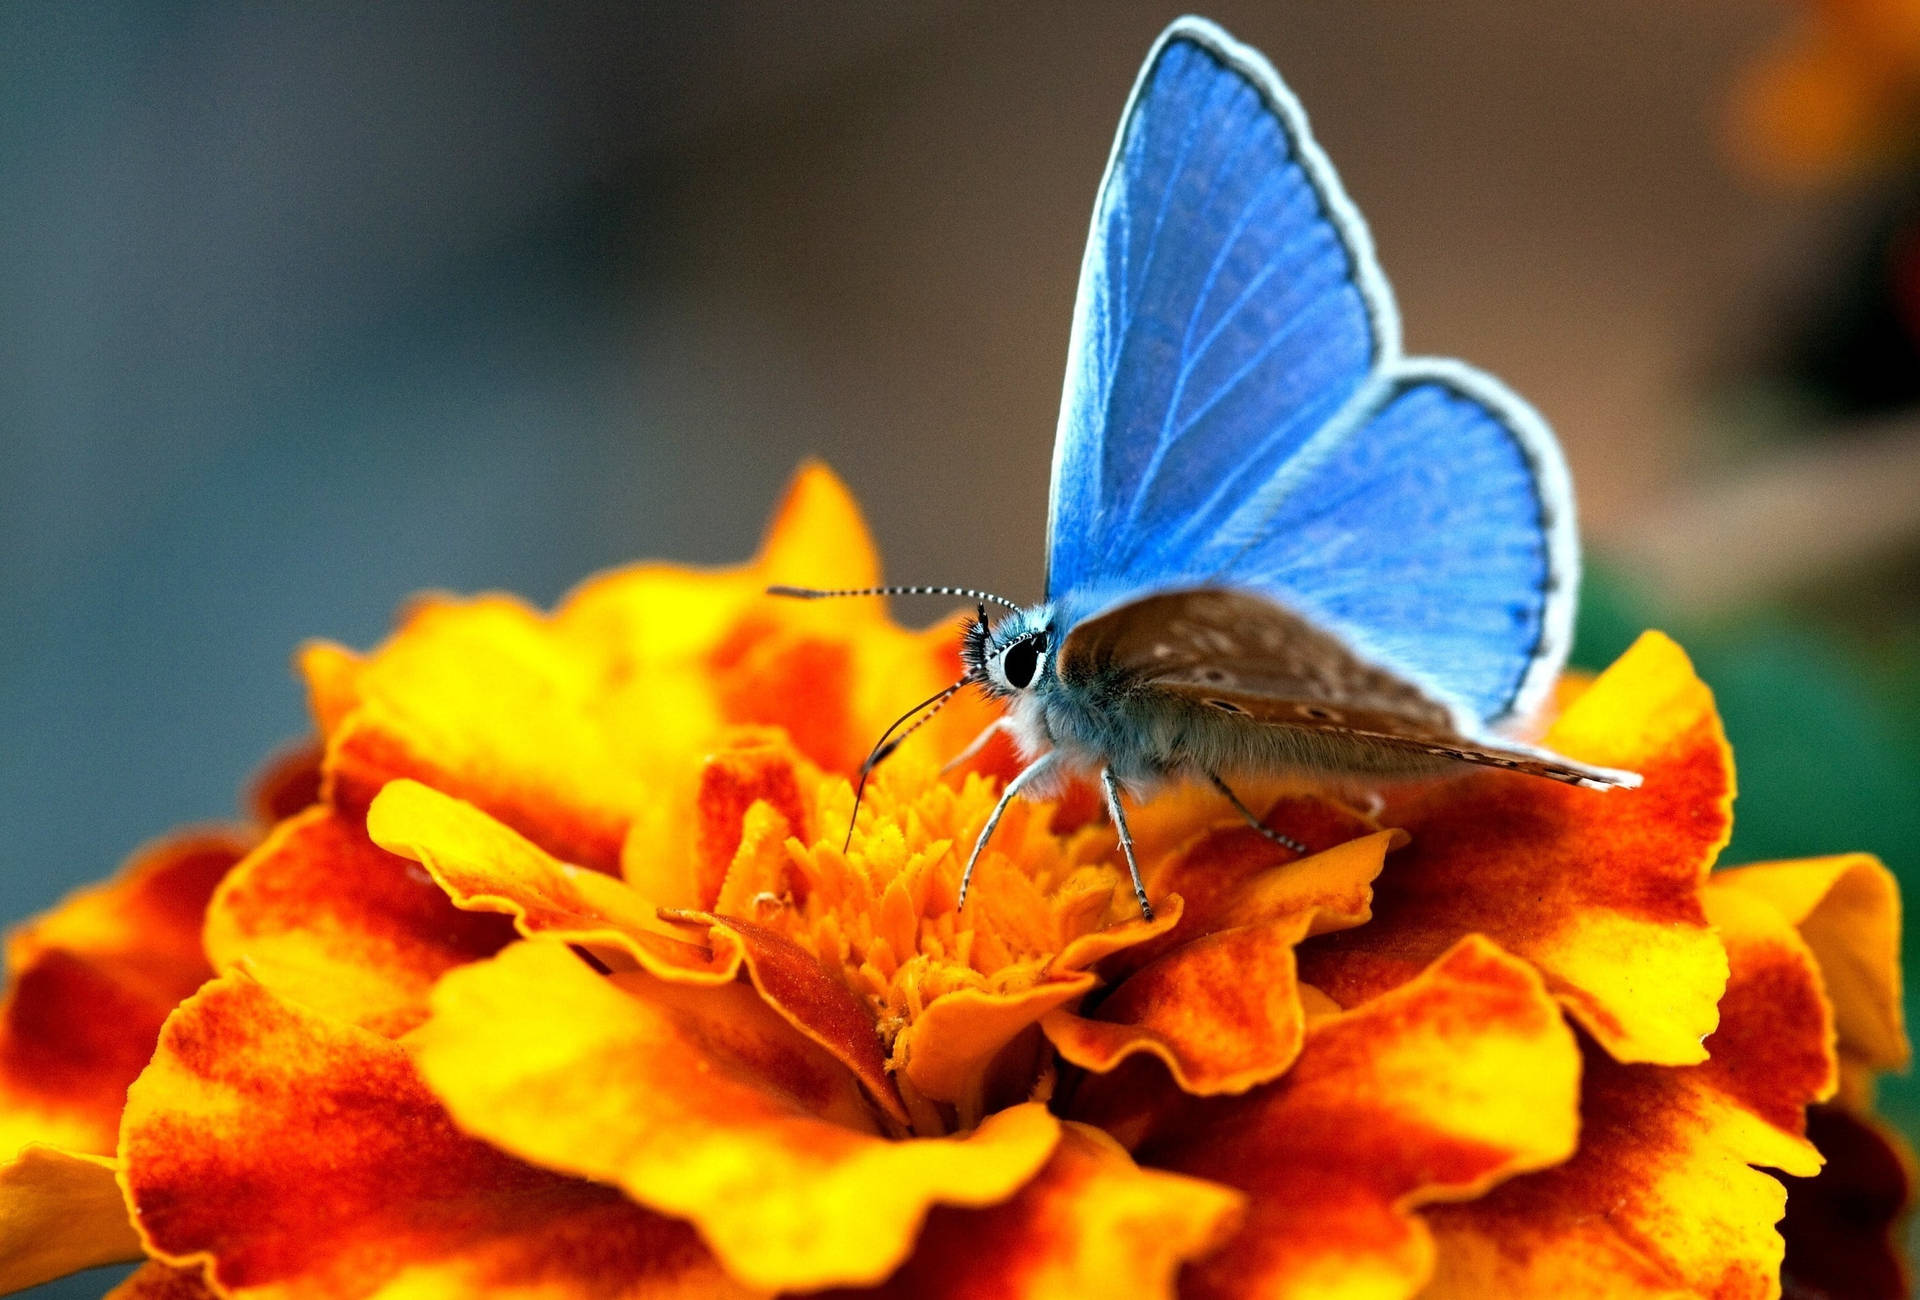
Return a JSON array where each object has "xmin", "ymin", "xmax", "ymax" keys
[
  {"xmin": 957, "ymin": 752, "xmax": 1058, "ymax": 912},
  {"xmin": 1207, "ymin": 772, "xmax": 1307, "ymax": 854},
  {"xmin": 942, "ymin": 717, "xmax": 1013, "ymax": 775},
  {"xmin": 1100, "ymin": 768, "xmax": 1155, "ymax": 922}
]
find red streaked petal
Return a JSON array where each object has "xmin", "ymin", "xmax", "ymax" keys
[
  {"xmin": 121, "ymin": 974, "xmax": 755, "ymax": 1299},
  {"xmin": 1302, "ymin": 632, "xmax": 1733, "ymax": 1067},
  {"xmin": 1133, "ymin": 936, "xmax": 1581, "ymax": 1300},
  {"xmin": 411, "ymin": 937, "xmax": 1061, "ymax": 1291},
  {"xmin": 0, "ymin": 831, "xmax": 245, "ymax": 1157},
  {"xmin": 203, "ymin": 806, "xmax": 513, "ymax": 1035}
]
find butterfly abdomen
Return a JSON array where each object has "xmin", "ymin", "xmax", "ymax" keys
[{"xmin": 1035, "ymin": 669, "xmax": 1457, "ymax": 792}]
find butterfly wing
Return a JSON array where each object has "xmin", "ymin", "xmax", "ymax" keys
[
  {"xmin": 1195, "ymin": 363, "xmax": 1576, "ymax": 725},
  {"xmin": 1046, "ymin": 18, "xmax": 1576, "ymax": 726},
  {"xmin": 1045, "ymin": 18, "xmax": 1392, "ymax": 605},
  {"xmin": 1056, "ymin": 588, "xmax": 1638, "ymax": 789}
]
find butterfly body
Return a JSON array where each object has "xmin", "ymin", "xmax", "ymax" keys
[
  {"xmin": 963, "ymin": 586, "xmax": 1627, "ymax": 798},
  {"xmin": 776, "ymin": 17, "xmax": 1640, "ymax": 917}
]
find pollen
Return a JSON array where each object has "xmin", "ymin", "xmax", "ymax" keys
[{"xmin": 707, "ymin": 747, "xmax": 1133, "ymax": 1067}]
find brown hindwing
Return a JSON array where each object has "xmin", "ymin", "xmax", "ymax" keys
[{"xmin": 1059, "ymin": 588, "xmax": 1639, "ymax": 790}]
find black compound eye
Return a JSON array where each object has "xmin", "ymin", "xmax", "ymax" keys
[{"xmin": 1001, "ymin": 637, "xmax": 1041, "ymax": 690}]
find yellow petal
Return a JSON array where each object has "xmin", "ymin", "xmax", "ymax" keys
[
  {"xmin": 367, "ymin": 779, "xmax": 717, "ymax": 974},
  {"xmin": 1304, "ymin": 631, "xmax": 1733, "ymax": 1066},
  {"xmin": 411, "ymin": 938, "xmax": 1062, "ymax": 1291},
  {"xmin": 1421, "ymin": 862, "xmax": 1848, "ymax": 1297},
  {"xmin": 1712, "ymin": 854, "xmax": 1908, "ymax": 1093},
  {"xmin": 204, "ymin": 806, "xmax": 513, "ymax": 1035},
  {"xmin": 121, "ymin": 974, "xmax": 753, "ymax": 1300},
  {"xmin": 0, "ymin": 1145, "xmax": 141, "ymax": 1291},
  {"xmin": 0, "ymin": 831, "xmax": 246, "ymax": 1157},
  {"xmin": 311, "ymin": 464, "xmax": 981, "ymax": 887},
  {"xmin": 1127, "ymin": 936, "xmax": 1581, "ymax": 1300},
  {"xmin": 847, "ymin": 1123, "xmax": 1244, "ymax": 1300},
  {"xmin": 1044, "ymin": 831, "xmax": 1390, "ymax": 1095}
]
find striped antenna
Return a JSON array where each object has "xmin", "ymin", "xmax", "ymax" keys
[
  {"xmin": 843, "ymin": 674, "xmax": 975, "ymax": 851},
  {"xmin": 768, "ymin": 584, "xmax": 1024, "ymax": 613}
]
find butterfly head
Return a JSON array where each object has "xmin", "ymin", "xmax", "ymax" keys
[{"xmin": 961, "ymin": 603, "xmax": 1055, "ymax": 701}]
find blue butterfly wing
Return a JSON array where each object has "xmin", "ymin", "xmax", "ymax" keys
[
  {"xmin": 1201, "ymin": 362, "xmax": 1575, "ymax": 725},
  {"xmin": 1046, "ymin": 18, "xmax": 1576, "ymax": 726},
  {"xmin": 1044, "ymin": 19, "xmax": 1392, "ymax": 602}
]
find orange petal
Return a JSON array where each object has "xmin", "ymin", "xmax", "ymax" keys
[
  {"xmin": 244, "ymin": 739, "xmax": 324, "ymax": 825},
  {"xmin": 1045, "ymin": 831, "xmax": 1391, "ymax": 1095},
  {"xmin": 203, "ymin": 806, "xmax": 514, "ymax": 1035},
  {"xmin": 1302, "ymin": 631, "xmax": 1732, "ymax": 1066},
  {"xmin": 1778, "ymin": 1104, "xmax": 1913, "ymax": 1300},
  {"xmin": 0, "ymin": 831, "xmax": 245, "ymax": 1156},
  {"xmin": 411, "ymin": 937, "xmax": 1061, "ymax": 1291},
  {"xmin": 1712, "ymin": 854, "xmax": 1908, "ymax": 1096},
  {"xmin": 1420, "ymin": 865, "xmax": 1841, "ymax": 1297},
  {"xmin": 0, "ymin": 1146, "xmax": 141, "ymax": 1291},
  {"xmin": 121, "ymin": 974, "xmax": 755, "ymax": 1299},
  {"xmin": 1695, "ymin": 878, "xmax": 1839, "ymax": 1136},
  {"xmin": 311, "ymin": 464, "xmax": 977, "ymax": 881},
  {"xmin": 827, "ymin": 1123, "xmax": 1244, "ymax": 1300},
  {"xmin": 367, "ymin": 779, "xmax": 718, "ymax": 974},
  {"xmin": 560, "ymin": 460, "xmax": 881, "ymax": 664},
  {"xmin": 375, "ymin": 777, "xmax": 910, "ymax": 1125},
  {"xmin": 1130, "ymin": 936, "xmax": 1580, "ymax": 1300},
  {"xmin": 676, "ymin": 913, "xmax": 911, "ymax": 1129},
  {"xmin": 899, "ymin": 898, "xmax": 1181, "ymax": 1113},
  {"xmin": 318, "ymin": 592, "xmax": 659, "ymax": 873}
]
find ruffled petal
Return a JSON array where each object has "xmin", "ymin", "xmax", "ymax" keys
[
  {"xmin": 245, "ymin": 740, "xmax": 323, "ymax": 825},
  {"xmin": 1419, "ymin": 859, "xmax": 1841, "ymax": 1298},
  {"xmin": 0, "ymin": 1146, "xmax": 141, "ymax": 1291},
  {"xmin": 898, "ymin": 897, "xmax": 1179, "ymax": 1112},
  {"xmin": 121, "ymin": 974, "xmax": 754, "ymax": 1299},
  {"xmin": 411, "ymin": 938, "xmax": 1061, "ymax": 1291},
  {"xmin": 1130, "ymin": 936, "xmax": 1580, "ymax": 1300},
  {"xmin": 370, "ymin": 780, "xmax": 910, "ymax": 1124},
  {"xmin": 1043, "ymin": 831, "xmax": 1391, "ymax": 1095},
  {"xmin": 0, "ymin": 831, "xmax": 246, "ymax": 1156},
  {"xmin": 203, "ymin": 806, "xmax": 514, "ymax": 1035},
  {"xmin": 825, "ymin": 1123, "xmax": 1244, "ymax": 1300},
  {"xmin": 367, "ymin": 779, "xmax": 716, "ymax": 974},
  {"xmin": 1302, "ymin": 631, "xmax": 1733, "ymax": 1066},
  {"xmin": 312, "ymin": 464, "xmax": 984, "ymax": 878},
  {"xmin": 1712, "ymin": 854, "xmax": 1908, "ymax": 1097},
  {"xmin": 672, "ymin": 913, "xmax": 910, "ymax": 1128}
]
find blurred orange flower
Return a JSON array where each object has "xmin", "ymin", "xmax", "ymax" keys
[
  {"xmin": 0, "ymin": 465, "xmax": 1907, "ymax": 1299},
  {"xmin": 1729, "ymin": 0, "xmax": 1920, "ymax": 183}
]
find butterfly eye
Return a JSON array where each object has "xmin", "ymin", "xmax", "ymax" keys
[{"xmin": 1001, "ymin": 637, "xmax": 1042, "ymax": 690}]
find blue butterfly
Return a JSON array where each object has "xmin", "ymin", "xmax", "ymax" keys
[{"xmin": 773, "ymin": 16, "xmax": 1639, "ymax": 920}]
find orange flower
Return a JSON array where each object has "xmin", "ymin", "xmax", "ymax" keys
[
  {"xmin": 1728, "ymin": 0, "xmax": 1920, "ymax": 184},
  {"xmin": 0, "ymin": 464, "xmax": 1907, "ymax": 1299}
]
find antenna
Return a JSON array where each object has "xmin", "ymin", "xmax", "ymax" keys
[
  {"xmin": 842, "ymin": 674, "xmax": 975, "ymax": 851},
  {"xmin": 768, "ymin": 584, "xmax": 1023, "ymax": 614}
]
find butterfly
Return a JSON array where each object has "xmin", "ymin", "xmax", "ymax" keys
[{"xmin": 772, "ymin": 16, "xmax": 1640, "ymax": 921}]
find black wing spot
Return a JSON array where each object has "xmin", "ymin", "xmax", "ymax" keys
[
  {"xmin": 1205, "ymin": 698, "xmax": 1246, "ymax": 715},
  {"xmin": 1296, "ymin": 704, "xmax": 1342, "ymax": 723}
]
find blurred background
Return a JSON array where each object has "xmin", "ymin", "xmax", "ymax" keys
[{"xmin": 4, "ymin": 2, "xmax": 1919, "ymax": 1292}]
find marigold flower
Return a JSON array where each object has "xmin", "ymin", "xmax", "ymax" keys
[{"xmin": 0, "ymin": 464, "xmax": 1908, "ymax": 1299}]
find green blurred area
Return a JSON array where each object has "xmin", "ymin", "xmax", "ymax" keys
[{"xmin": 1574, "ymin": 564, "xmax": 1920, "ymax": 1132}]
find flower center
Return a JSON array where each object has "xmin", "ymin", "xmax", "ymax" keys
[{"xmin": 708, "ymin": 748, "xmax": 1133, "ymax": 1064}]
